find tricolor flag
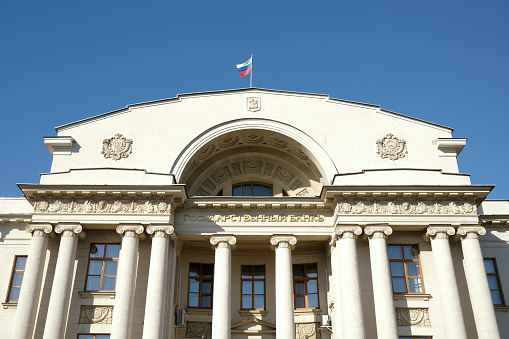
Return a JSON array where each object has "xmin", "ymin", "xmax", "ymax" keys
[{"xmin": 236, "ymin": 57, "xmax": 252, "ymax": 77}]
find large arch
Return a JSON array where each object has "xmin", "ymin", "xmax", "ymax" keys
[{"xmin": 172, "ymin": 119, "xmax": 337, "ymax": 196}]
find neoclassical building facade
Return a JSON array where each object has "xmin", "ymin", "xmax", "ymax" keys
[{"xmin": 0, "ymin": 88, "xmax": 508, "ymax": 339}]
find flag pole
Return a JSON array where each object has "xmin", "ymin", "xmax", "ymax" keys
[{"xmin": 250, "ymin": 54, "xmax": 253, "ymax": 88}]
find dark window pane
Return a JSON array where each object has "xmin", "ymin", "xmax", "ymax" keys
[
  {"xmin": 390, "ymin": 262, "xmax": 405, "ymax": 277},
  {"xmin": 253, "ymin": 184, "xmax": 262, "ymax": 196},
  {"xmin": 102, "ymin": 277, "xmax": 116, "ymax": 291},
  {"xmin": 105, "ymin": 244, "xmax": 120, "ymax": 258},
  {"xmin": 78, "ymin": 336, "xmax": 94, "ymax": 339},
  {"xmin": 307, "ymin": 264, "xmax": 317, "ymax": 277},
  {"xmin": 15, "ymin": 257, "xmax": 27, "ymax": 270},
  {"xmin": 189, "ymin": 279, "xmax": 200, "ymax": 293},
  {"xmin": 242, "ymin": 295, "xmax": 252, "ymax": 309},
  {"xmin": 408, "ymin": 278, "xmax": 422, "ymax": 293},
  {"xmin": 242, "ymin": 184, "xmax": 251, "ymax": 196},
  {"xmin": 96, "ymin": 336, "xmax": 111, "ymax": 339},
  {"xmin": 233, "ymin": 185, "xmax": 242, "ymax": 196},
  {"xmin": 202, "ymin": 264, "xmax": 214, "ymax": 277},
  {"xmin": 12, "ymin": 272, "xmax": 23, "ymax": 286},
  {"xmin": 491, "ymin": 290, "xmax": 503, "ymax": 305},
  {"xmin": 262, "ymin": 185, "xmax": 272, "ymax": 196},
  {"xmin": 104, "ymin": 261, "xmax": 118, "ymax": 275},
  {"xmin": 307, "ymin": 280, "xmax": 317, "ymax": 293},
  {"xmin": 88, "ymin": 261, "xmax": 103, "ymax": 275},
  {"xmin": 253, "ymin": 265, "xmax": 265, "ymax": 279},
  {"xmin": 90, "ymin": 244, "xmax": 105, "ymax": 258},
  {"xmin": 392, "ymin": 278, "xmax": 407, "ymax": 293},
  {"xmin": 242, "ymin": 281, "xmax": 252, "ymax": 294},
  {"xmin": 189, "ymin": 263, "xmax": 200, "ymax": 276},
  {"xmin": 86, "ymin": 276, "xmax": 100, "ymax": 291},
  {"xmin": 293, "ymin": 265, "xmax": 305, "ymax": 278},
  {"xmin": 406, "ymin": 262, "xmax": 420, "ymax": 277},
  {"xmin": 254, "ymin": 281, "xmax": 264, "ymax": 294},
  {"xmin": 484, "ymin": 260, "xmax": 496, "ymax": 274},
  {"xmin": 201, "ymin": 295, "xmax": 211, "ymax": 308},
  {"xmin": 189, "ymin": 293, "xmax": 199, "ymax": 307},
  {"xmin": 308, "ymin": 294, "xmax": 319, "ymax": 308},
  {"xmin": 295, "ymin": 296, "xmax": 306, "ymax": 308},
  {"xmin": 9, "ymin": 287, "xmax": 20, "ymax": 302},
  {"xmin": 295, "ymin": 281, "xmax": 306, "ymax": 294},
  {"xmin": 388, "ymin": 246, "xmax": 403, "ymax": 259},
  {"xmin": 488, "ymin": 276, "xmax": 500, "ymax": 290},
  {"xmin": 403, "ymin": 245, "xmax": 419, "ymax": 259},
  {"xmin": 202, "ymin": 280, "xmax": 212, "ymax": 293},
  {"xmin": 254, "ymin": 295, "xmax": 264, "ymax": 309},
  {"xmin": 242, "ymin": 266, "xmax": 253, "ymax": 279}
]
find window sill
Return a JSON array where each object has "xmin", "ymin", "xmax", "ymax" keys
[
  {"xmin": 186, "ymin": 308, "xmax": 213, "ymax": 315},
  {"xmin": 2, "ymin": 302, "xmax": 17, "ymax": 309},
  {"xmin": 294, "ymin": 308, "xmax": 322, "ymax": 315},
  {"xmin": 238, "ymin": 309, "xmax": 268, "ymax": 316},
  {"xmin": 393, "ymin": 293, "xmax": 431, "ymax": 301},
  {"xmin": 79, "ymin": 291, "xmax": 116, "ymax": 299},
  {"xmin": 495, "ymin": 305, "xmax": 509, "ymax": 312}
]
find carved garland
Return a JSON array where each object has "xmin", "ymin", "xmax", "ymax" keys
[
  {"xmin": 185, "ymin": 321, "xmax": 212, "ymax": 338},
  {"xmin": 335, "ymin": 200, "xmax": 476, "ymax": 215},
  {"xmin": 79, "ymin": 305, "xmax": 113, "ymax": 324},
  {"xmin": 396, "ymin": 308, "xmax": 431, "ymax": 327},
  {"xmin": 33, "ymin": 199, "xmax": 173, "ymax": 214},
  {"xmin": 296, "ymin": 322, "xmax": 321, "ymax": 339}
]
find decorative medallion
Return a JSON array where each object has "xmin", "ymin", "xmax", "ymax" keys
[
  {"xmin": 79, "ymin": 305, "xmax": 113, "ymax": 324},
  {"xmin": 247, "ymin": 97, "xmax": 261, "ymax": 112},
  {"xmin": 101, "ymin": 133, "xmax": 133, "ymax": 161},
  {"xmin": 376, "ymin": 133, "xmax": 407, "ymax": 160},
  {"xmin": 296, "ymin": 322, "xmax": 321, "ymax": 338},
  {"xmin": 185, "ymin": 321, "xmax": 212, "ymax": 338},
  {"xmin": 396, "ymin": 308, "xmax": 431, "ymax": 327}
]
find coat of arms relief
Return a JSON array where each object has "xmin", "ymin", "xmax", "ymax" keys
[
  {"xmin": 376, "ymin": 133, "xmax": 407, "ymax": 160},
  {"xmin": 101, "ymin": 133, "xmax": 133, "ymax": 160}
]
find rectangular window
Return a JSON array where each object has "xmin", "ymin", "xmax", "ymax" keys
[
  {"xmin": 7, "ymin": 256, "xmax": 27, "ymax": 302},
  {"xmin": 85, "ymin": 243, "xmax": 120, "ymax": 291},
  {"xmin": 188, "ymin": 263, "xmax": 213, "ymax": 308},
  {"xmin": 241, "ymin": 265, "xmax": 265, "ymax": 310},
  {"xmin": 388, "ymin": 245, "xmax": 424, "ymax": 293},
  {"xmin": 77, "ymin": 335, "xmax": 110, "ymax": 339},
  {"xmin": 484, "ymin": 258, "xmax": 505, "ymax": 305},
  {"xmin": 293, "ymin": 263, "xmax": 319, "ymax": 309}
]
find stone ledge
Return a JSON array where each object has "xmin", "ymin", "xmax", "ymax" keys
[
  {"xmin": 393, "ymin": 293, "xmax": 432, "ymax": 301},
  {"xmin": 2, "ymin": 302, "xmax": 17, "ymax": 309},
  {"xmin": 238, "ymin": 309, "xmax": 268, "ymax": 317},
  {"xmin": 186, "ymin": 308, "xmax": 213, "ymax": 316},
  {"xmin": 79, "ymin": 291, "xmax": 116, "ymax": 299},
  {"xmin": 495, "ymin": 306, "xmax": 509, "ymax": 312}
]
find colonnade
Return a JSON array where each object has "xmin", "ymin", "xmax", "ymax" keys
[{"xmin": 10, "ymin": 223, "xmax": 500, "ymax": 339}]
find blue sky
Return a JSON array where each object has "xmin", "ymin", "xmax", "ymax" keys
[{"xmin": 1, "ymin": 1, "xmax": 508, "ymax": 199}]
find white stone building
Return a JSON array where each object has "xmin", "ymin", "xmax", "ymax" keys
[{"xmin": 0, "ymin": 88, "xmax": 508, "ymax": 339}]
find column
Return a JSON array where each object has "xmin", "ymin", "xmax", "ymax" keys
[
  {"xmin": 43, "ymin": 223, "xmax": 85, "ymax": 339},
  {"xmin": 457, "ymin": 226, "xmax": 501, "ymax": 339},
  {"xmin": 210, "ymin": 235, "xmax": 236, "ymax": 339},
  {"xmin": 111, "ymin": 224, "xmax": 145, "ymax": 339},
  {"xmin": 334, "ymin": 225, "xmax": 365, "ymax": 339},
  {"xmin": 142, "ymin": 224, "xmax": 175, "ymax": 339},
  {"xmin": 329, "ymin": 236, "xmax": 342, "ymax": 339},
  {"xmin": 11, "ymin": 223, "xmax": 52, "ymax": 339},
  {"xmin": 364, "ymin": 225, "xmax": 398, "ymax": 339},
  {"xmin": 426, "ymin": 226, "xmax": 467, "ymax": 339},
  {"xmin": 270, "ymin": 235, "xmax": 297, "ymax": 339}
]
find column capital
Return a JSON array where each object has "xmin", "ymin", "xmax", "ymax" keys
[
  {"xmin": 270, "ymin": 235, "xmax": 297, "ymax": 250},
  {"xmin": 364, "ymin": 225, "xmax": 392, "ymax": 240},
  {"xmin": 334, "ymin": 225, "xmax": 362, "ymax": 239},
  {"xmin": 425, "ymin": 225, "xmax": 455, "ymax": 241},
  {"xmin": 210, "ymin": 235, "xmax": 236, "ymax": 250},
  {"xmin": 54, "ymin": 223, "xmax": 86, "ymax": 239},
  {"xmin": 26, "ymin": 223, "xmax": 53, "ymax": 237},
  {"xmin": 456, "ymin": 225, "xmax": 486, "ymax": 240},
  {"xmin": 116, "ymin": 224, "xmax": 145, "ymax": 239},
  {"xmin": 146, "ymin": 224, "xmax": 175, "ymax": 239}
]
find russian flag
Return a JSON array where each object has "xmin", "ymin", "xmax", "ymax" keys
[{"xmin": 236, "ymin": 57, "xmax": 252, "ymax": 77}]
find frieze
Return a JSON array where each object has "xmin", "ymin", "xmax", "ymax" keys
[
  {"xmin": 79, "ymin": 305, "xmax": 113, "ymax": 324},
  {"xmin": 33, "ymin": 198, "xmax": 173, "ymax": 214},
  {"xmin": 335, "ymin": 200, "xmax": 476, "ymax": 215},
  {"xmin": 185, "ymin": 321, "xmax": 211, "ymax": 338},
  {"xmin": 396, "ymin": 308, "xmax": 431, "ymax": 327},
  {"xmin": 182, "ymin": 213, "xmax": 326, "ymax": 223},
  {"xmin": 296, "ymin": 322, "xmax": 321, "ymax": 339}
]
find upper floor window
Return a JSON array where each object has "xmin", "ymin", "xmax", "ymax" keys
[
  {"xmin": 241, "ymin": 265, "xmax": 265, "ymax": 310},
  {"xmin": 233, "ymin": 183, "xmax": 272, "ymax": 196},
  {"xmin": 77, "ymin": 335, "xmax": 110, "ymax": 339},
  {"xmin": 389, "ymin": 245, "xmax": 424, "ymax": 293},
  {"xmin": 484, "ymin": 258, "xmax": 505, "ymax": 305},
  {"xmin": 293, "ymin": 263, "xmax": 319, "ymax": 309},
  {"xmin": 7, "ymin": 256, "xmax": 27, "ymax": 302},
  {"xmin": 85, "ymin": 243, "xmax": 120, "ymax": 291},
  {"xmin": 188, "ymin": 263, "xmax": 213, "ymax": 308}
]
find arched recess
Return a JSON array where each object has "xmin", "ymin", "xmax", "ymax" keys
[{"xmin": 171, "ymin": 119, "xmax": 337, "ymax": 197}]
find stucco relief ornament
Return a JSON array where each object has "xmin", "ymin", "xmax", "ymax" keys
[
  {"xmin": 101, "ymin": 133, "xmax": 132, "ymax": 160},
  {"xmin": 376, "ymin": 133, "xmax": 407, "ymax": 160},
  {"xmin": 247, "ymin": 97, "xmax": 261, "ymax": 112}
]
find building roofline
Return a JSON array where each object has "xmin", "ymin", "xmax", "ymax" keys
[{"xmin": 55, "ymin": 87, "xmax": 453, "ymax": 132}]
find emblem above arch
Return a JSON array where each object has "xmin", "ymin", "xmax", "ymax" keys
[{"xmin": 172, "ymin": 119, "xmax": 337, "ymax": 197}]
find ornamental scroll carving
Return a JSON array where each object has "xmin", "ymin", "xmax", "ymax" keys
[
  {"xmin": 270, "ymin": 235, "xmax": 297, "ymax": 250},
  {"xmin": 376, "ymin": 133, "xmax": 407, "ymax": 160},
  {"xmin": 79, "ymin": 305, "xmax": 113, "ymax": 324},
  {"xmin": 33, "ymin": 199, "xmax": 173, "ymax": 215},
  {"xmin": 185, "ymin": 321, "xmax": 211, "ymax": 338},
  {"xmin": 296, "ymin": 322, "xmax": 321, "ymax": 339},
  {"xmin": 396, "ymin": 308, "xmax": 431, "ymax": 327},
  {"xmin": 335, "ymin": 200, "xmax": 476, "ymax": 215},
  {"xmin": 210, "ymin": 235, "xmax": 236, "ymax": 250},
  {"xmin": 101, "ymin": 133, "xmax": 132, "ymax": 160}
]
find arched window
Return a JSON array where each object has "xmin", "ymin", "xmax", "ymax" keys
[{"xmin": 233, "ymin": 182, "xmax": 272, "ymax": 196}]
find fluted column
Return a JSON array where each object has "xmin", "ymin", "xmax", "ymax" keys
[
  {"xmin": 270, "ymin": 235, "xmax": 297, "ymax": 339},
  {"xmin": 426, "ymin": 226, "xmax": 467, "ymax": 339},
  {"xmin": 210, "ymin": 235, "xmax": 236, "ymax": 339},
  {"xmin": 142, "ymin": 224, "xmax": 175, "ymax": 339},
  {"xmin": 111, "ymin": 224, "xmax": 145, "ymax": 339},
  {"xmin": 457, "ymin": 226, "xmax": 501, "ymax": 339},
  {"xmin": 334, "ymin": 225, "xmax": 365, "ymax": 339},
  {"xmin": 43, "ymin": 223, "xmax": 85, "ymax": 339},
  {"xmin": 11, "ymin": 223, "xmax": 52, "ymax": 339},
  {"xmin": 329, "ymin": 236, "xmax": 342, "ymax": 339},
  {"xmin": 364, "ymin": 225, "xmax": 397, "ymax": 339}
]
